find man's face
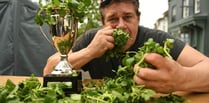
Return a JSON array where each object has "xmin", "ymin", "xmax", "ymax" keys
[{"xmin": 102, "ymin": 2, "xmax": 140, "ymax": 50}]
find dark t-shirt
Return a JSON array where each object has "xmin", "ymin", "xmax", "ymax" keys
[{"xmin": 72, "ymin": 26, "xmax": 186, "ymax": 79}]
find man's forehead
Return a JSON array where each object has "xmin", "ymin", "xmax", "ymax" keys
[
  {"xmin": 103, "ymin": 7, "xmax": 135, "ymax": 18},
  {"xmin": 105, "ymin": 12, "xmax": 134, "ymax": 18}
]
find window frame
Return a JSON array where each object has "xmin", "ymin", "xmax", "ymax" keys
[
  {"xmin": 171, "ymin": 5, "xmax": 177, "ymax": 22},
  {"xmin": 183, "ymin": 0, "xmax": 190, "ymax": 18},
  {"xmin": 194, "ymin": 0, "xmax": 200, "ymax": 14}
]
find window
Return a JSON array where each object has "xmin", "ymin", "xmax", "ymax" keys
[
  {"xmin": 194, "ymin": 0, "xmax": 200, "ymax": 14},
  {"xmin": 171, "ymin": 5, "xmax": 176, "ymax": 22},
  {"xmin": 183, "ymin": 0, "xmax": 190, "ymax": 18},
  {"xmin": 180, "ymin": 33, "xmax": 190, "ymax": 44}
]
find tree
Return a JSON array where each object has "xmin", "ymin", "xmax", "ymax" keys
[{"xmin": 78, "ymin": 1, "xmax": 102, "ymax": 37}]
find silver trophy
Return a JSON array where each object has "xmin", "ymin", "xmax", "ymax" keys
[
  {"xmin": 50, "ymin": 14, "xmax": 77, "ymax": 76},
  {"xmin": 35, "ymin": 1, "xmax": 82, "ymax": 94}
]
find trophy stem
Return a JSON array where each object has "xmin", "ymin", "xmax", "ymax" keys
[{"xmin": 51, "ymin": 54, "xmax": 72, "ymax": 76}]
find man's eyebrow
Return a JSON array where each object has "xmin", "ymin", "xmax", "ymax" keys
[
  {"xmin": 107, "ymin": 12, "xmax": 133, "ymax": 17},
  {"xmin": 124, "ymin": 12, "xmax": 134, "ymax": 16},
  {"xmin": 106, "ymin": 13, "xmax": 117, "ymax": 19}
]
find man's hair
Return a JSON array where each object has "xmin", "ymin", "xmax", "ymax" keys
[{"xmin": 99, "ymin": 0, "xmax": 140, "ymax": 20}]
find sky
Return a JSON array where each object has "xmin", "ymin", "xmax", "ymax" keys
[{"xmin": 139, "ymin": 0, "xmax": 168, "ymax": 28}]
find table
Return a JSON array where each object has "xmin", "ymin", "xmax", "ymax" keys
[{"xmin": 1, "ymin": 75, "xmax": 209, "ymax": 103}]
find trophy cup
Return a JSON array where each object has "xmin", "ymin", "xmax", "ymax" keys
[
  {"xmin": 35, "ymin": 0, "xmax": 84, "ymax": 95},
  {"xmin": 42, "ymin": 14, "xmax": 82, "ymax": 95}
]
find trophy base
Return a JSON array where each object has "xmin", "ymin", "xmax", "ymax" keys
[{"xmin": 43, "ymin": 71, "xmax": 82, "ymax": 95}]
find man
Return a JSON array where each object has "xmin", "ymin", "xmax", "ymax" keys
[{"xmin": 43, "ymin": 0, "xmax": 209, "ymax": 93}]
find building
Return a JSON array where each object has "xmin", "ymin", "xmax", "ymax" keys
[
  {"xmin": 168, "ymin": 0, "xmax": 209, "ymax": 56},
  {"xmin": 154, "ymin": 11, "xmax": 168, "ymax": 32}
]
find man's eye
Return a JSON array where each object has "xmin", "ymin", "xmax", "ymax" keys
[
  {"xmin": 108, "ymin": 18, "xmax": 117, "ymax": 22},
  {"xmin": 124, "ymin": 16, "xmax": 132, "ymax": 20}
]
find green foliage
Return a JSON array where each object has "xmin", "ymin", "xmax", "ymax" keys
[
  {"xmin": 152, "ymin": 94, "xmax": 185, "ymax": 103},
  {"xmin": 34, "ymin": 0, "xmax": 101, "ymax": 54},
  {"xmin": 104, "ymin": 28, "xmax": 130, "ymax": 61},
  {"xmin": 57, "ymin": 39, "xmax": 71, "ymax": 54},
  {"xmin": 0, "ymin": 39, "xmax": 185, "ymax": 103},
  {"xmin": 0, "ymin": 75, "xmax": 81, "ymax": 103},
  {"xmin": 81, "ymin": 38, "xmax": 185, "ymax": 103},
  {"xmin": 122, "ymin": 38, "xmax": 175, "ymax": 70},
  {"xmin": 139, "ymin": 38, "xmax": 172, "ymax": 67},
  {"xmin": 34, "ymin": 0, "xmax": 100, "ymax": 55},
  {"xmin": 77, "ymin": 0, "xmax": 102, "ymax": 37},
  {"xmin": 34, "ymin": 0, "xmax": 101, "ymax": 37},
  {"xmin": 34, "ymin": 0, "xmax": 92, "ymax": 26}
]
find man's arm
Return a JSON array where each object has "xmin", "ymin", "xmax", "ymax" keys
[
  {"xmin": 43, "ymin": 26, "xmax": 115, "ymax": 75},
  {"xmin": 176, "ymin": 45, "xmax": 209, "ymax": 92},
  {"xmin": 134, "ymin": 44, "xmax": 209, "ymax": 93}
]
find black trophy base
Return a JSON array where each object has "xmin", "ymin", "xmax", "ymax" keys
[{"xmin": 43, "ymin": 71, "xmax": 82, "ymax": 95}]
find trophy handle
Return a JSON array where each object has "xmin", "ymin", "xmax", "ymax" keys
[
  {"xmin": 39, "ymin": 26, "xmax": 56, "ymax": 49},
  {"xmin": 38, "ymin": 15, "xmax": 78, "ymax": 53}
]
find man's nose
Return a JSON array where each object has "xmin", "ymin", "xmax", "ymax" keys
[{"xmin": 116, "ymin": 18, "xmax": 126, "ymax": 28}]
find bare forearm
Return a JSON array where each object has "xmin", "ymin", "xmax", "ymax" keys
[
  {"xmin": 68, "ymin": 48, "xmax": 95, "ymax": 70},
  {"xmin": 43, "ymin": 48, "xmax": 96, "ymax": 76},
  {"xmin": 180, "ymin": 59, "xmax": 209, "ymax": 92}
]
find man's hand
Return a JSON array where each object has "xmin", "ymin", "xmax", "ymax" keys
[
  {"xmin": 43, "ymin": 52, "xmax": 61, "ymax": 76},
  {"xmin": 86, "ymin": 26, "xmax": 115, "ymax": 58},
  {"xmin": 133, "ymin": 53, "xmax": 185, "ymax": 93}
]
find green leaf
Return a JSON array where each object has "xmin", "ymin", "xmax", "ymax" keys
[
  {"xmin": 83, "ymin": 0, "xmax": 91, "ymax": 6},
  {"xmin": 53, "ymin": 0, "xmax": 60, "ymax": 7},
  {"xmin": 104, "ymin": 28, "xmax": 129, "ymax": 61},
  {"xmin": 59, "ymin": 8, "xmax": 66, "ymax": 17},
  {"xmin": 5, "ymin": 80, "xmax": 16, "ymax": 92}
]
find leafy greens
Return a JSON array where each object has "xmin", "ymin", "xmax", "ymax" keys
[{"xmin": 0, "ymin": 39, "xmax": 186, "ymax": 103}]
